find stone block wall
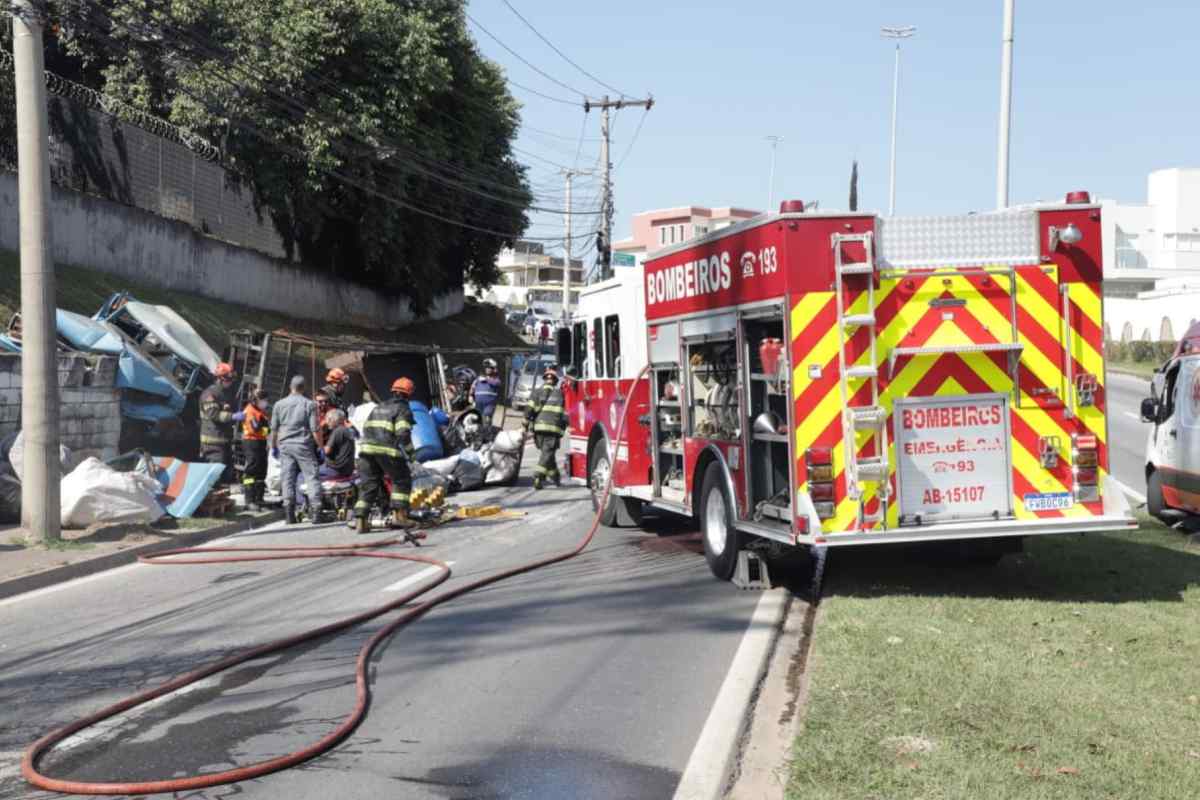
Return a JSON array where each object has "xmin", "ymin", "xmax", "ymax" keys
[{"xmin": 0, "ymin": 353, "xmax": 121, "ymax": 464}]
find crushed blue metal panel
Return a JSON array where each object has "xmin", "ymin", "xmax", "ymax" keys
[
  {"xmin": 153, "ymin": 457, "xmax": 225, "ymax": 518},
  {"xmin": 56, "ymin": 310, "xmax": 125, "ymax": 354},
  {"xmin": 96, "ymin": 293, "xmax": 220, "ymax": 392}
]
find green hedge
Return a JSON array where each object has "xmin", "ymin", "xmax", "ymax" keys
[{"xmin": 1106, "ymin": 340, "xmax": 1175, "ymax": 363}]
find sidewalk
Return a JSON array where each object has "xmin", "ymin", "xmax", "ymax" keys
[{"xmin": 0, "ymin": 510, "xmax": 282, "ymax": 601}]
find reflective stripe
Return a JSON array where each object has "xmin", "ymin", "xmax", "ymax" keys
[
  {"xmin": 354, "ymin": 500, "xmax": 368, "ymax": 510},
  {"xmin": 242, "ymin": 478, "xmax": 256, "ymax": 486},
  {"xmin": 395, "ymin": 420, "xmax": 412, "ymax": 430},
  {"xmin": 364, "ymin": 419, "xmax": 395, "ymax": 432},
  {"xmin": 200, "ymin": 435, "xmax": 229, "ymax": 445},
  {"xmin": 533, "ymin": 423, "xmax": 565, "ymax": 435},
  {"xmin": 534, "ymin": 465, "xmax": 550, "ymax": 475},
  {"xmin": 538, "ymin": 405, "xmax": 565, "ymax": 414},
  {"xmin": 361, "ymin": 443, "xmax": 401, "ymax": 457},
  {"xmin": 390, "ymin": 492, "xmax": 410, "ymax": 501}
]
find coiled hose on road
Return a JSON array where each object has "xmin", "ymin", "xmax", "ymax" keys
[{"xmin": 22, "ymin": 366, "xmax": 649, "ymax": 796}]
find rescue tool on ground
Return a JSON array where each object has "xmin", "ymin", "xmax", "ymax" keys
[{"xmin": 556, "ymin": 193, "xmax": 1135, "ymax": 580}]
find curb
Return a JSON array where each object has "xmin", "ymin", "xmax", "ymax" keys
[
  {"xmin": 672, "ymin": 588, "xmax": 792, "ymax": 800},
  {"xmin": 0, "ymin": 512, "xmax": 284, "ymax": 603}
]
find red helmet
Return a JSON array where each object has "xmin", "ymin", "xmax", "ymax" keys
[
  {"xmin": 214, "ymin": 362, "xmax": 235, "ymax": 379},
  {"xmin": 326, "ymin": 367, "xmax": 347, "ymax": 384},
  {"xmin": 392, "ymin": 377, "xmax": 414, "ymax": 396}
]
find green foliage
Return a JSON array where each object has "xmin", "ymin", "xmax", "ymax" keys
[
  {"xmin": 49, "ymin": 0, "xmax": 529, "ymax": 310},
  {"xmin": 1106, "ymin": 339, "xmax": 1176, "ymax": 365}
]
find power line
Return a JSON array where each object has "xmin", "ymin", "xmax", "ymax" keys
[
  {"xmin": 62, "ymin": 3, "xmax": 604, "ymax": 218},
  {"xmin": 499, "ymin": 0, "xmax": 632, "ymax": 98},
  {"xmin": 615, "ymin": 106, "xmax": 650, "ymax": 170},
  {"xmin": 51, "ymin": 12, "xmax": 594, "ymax": 241},
  {"xmin": 465, "ymin": 12, "xmax": 589, "ymax": 99}
]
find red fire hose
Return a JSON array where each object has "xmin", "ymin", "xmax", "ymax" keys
[{"xmin": 22, "ymin": 366, "xmax": 648, "ymax": 796}]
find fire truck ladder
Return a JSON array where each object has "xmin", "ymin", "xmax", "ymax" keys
[{"xmin": 831, "ymin": 231, "xmax": 889, "ymax": 529}]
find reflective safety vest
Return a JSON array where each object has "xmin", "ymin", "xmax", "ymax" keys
[
  {"xmin": 199, "ymin": 383, "xmax": 235, "ymax": 446},
  {"xmin": 527, "ymin": 383, "xmax": 568, "ymax": 436},
  {"xmin": 242, "ymin": 404, "xmax": 269, "ymax": 440},
  {"xmin": 360, "ymin": 397, "xmax": 414, "ymax": 458}
]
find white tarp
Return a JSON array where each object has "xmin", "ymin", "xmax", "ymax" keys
[
  {"xmin": 122, "ymin": 301, "xmax": 221, "ymax": 372},
  {"xmin": 61, "ymin": 457, "xmax": 164, "ymax": 527}
]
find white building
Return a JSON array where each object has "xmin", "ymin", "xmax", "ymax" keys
[
  {"xmin": 1101, "ymin": 168, "xmax": 1200, "ymax": 341},
  {"xmin": 468, "ymin": 241, "xmax": 583, "ymax": 316},
  {"xmin": 612, "ymin": 205, "xmax": 763, "ymax": 265}
]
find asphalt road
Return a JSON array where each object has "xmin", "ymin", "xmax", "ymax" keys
[
  {"xmin": 1106, "ymin": 371, "xmax": 1153, "ymax": 499},
  {"xmin": 0, "ymin": 454, "xmax": 765, "ymax": 800}
]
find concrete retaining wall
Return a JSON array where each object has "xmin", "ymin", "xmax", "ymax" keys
[
  {"xmin": 0, "ymin": 353, "xmax": 121, "ymax": 463},
  {"xmin": 0, "ymin": 171, "xmax": 463, "ymax": 328}
]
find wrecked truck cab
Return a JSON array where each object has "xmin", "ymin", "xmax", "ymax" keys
[{"xmin": 95, "ymin": 292, "xmax": 221, "ymax": 393}]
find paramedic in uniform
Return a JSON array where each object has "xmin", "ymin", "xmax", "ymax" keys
[
  {"xmin": 353, "ymin": 377, "xmax": 417, "ymax": 531},
  {"xmin": 525, "ymin": 365, "xmax": 568, "ymax": 489},
  {"xmin": 269, "ymin": 375, "xmax": 323, "ymax": 524}
]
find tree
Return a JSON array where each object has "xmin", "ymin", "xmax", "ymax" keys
[{"xmin": 48, "ymin": 0, "xmax": 529, "ymax": 310}]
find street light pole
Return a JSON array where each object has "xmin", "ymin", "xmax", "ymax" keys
[
  {"xmin": 11, "ymin": 0, "xmax": 61, "ymax": 544},
  {"xmin": 765, "ymin": 135, "xmax": 783, "ymax": 212},
  {"xmin": 881, "ymin": 25, "xmax": 916, "ymax": 217},
  {"xmin": 996, "ymin": 0, "xmax": 1015, "ymax": 209}
]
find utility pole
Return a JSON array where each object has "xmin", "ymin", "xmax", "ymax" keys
[
  {"xmin": 996, "ymin": 0, "xmax": 1015, "ymax": 209},
  {"xmin": 11, "ymin": 1, "xmax": 61, "ymax": 543},
  {"xmin": 765, "ymin": 135, "xmax": 783, "ymax": 212},
  {"xmin": 585, "ymin": 94, "xmax": 653, "ymax": 281},
  {"xmin": 559, "ymin": 168, "xmax": 595, "ymax": 323},
  {"xmin": 881, "ymin": 25, "xmax": 916, "ymax": 216}
]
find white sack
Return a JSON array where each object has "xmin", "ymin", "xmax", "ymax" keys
[
  {"xmin": 490, "ymin": 429, "xmax": 525, "ymax": 454},
  {"xmin": 265, "ymin": 449, "xmax": 281, "ymax": 494},
  {"xmin": 422, "ymin": 454, "xmax": 461, "ymax": 477},
  {"xmin": 350, "ymin": 402, "xmax": 376, "ymax": 459},
  {"xmin": 8, "ymin": 431, "xmax": 74, "ymax": 481},
  {"xmin": 61, "ymin": 457, "xmax": 164, "ymax": 527}
]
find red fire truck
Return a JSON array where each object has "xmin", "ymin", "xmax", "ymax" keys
[{"xmin": 556, "ymin": 195, "xmax": 1135, "ymax": 580}]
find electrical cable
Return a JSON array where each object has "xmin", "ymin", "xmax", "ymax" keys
[
  {"xmin": 615, "ymin": 106, "xmax": 650, "ymax": 171},
  {"xmin": 21, "ymin": 365, "xmax": 649, "ymax": 796},
  {"xmin": 56, "ymin": 7, "xmax": 604, "ymax": 228},
  {"xmin": 54, "ymin": 2, "xmax": 597, "ymax": 214},
  {"xmin": 465, "ymin": 11, "xmax": 590, "ymax": 99},
  {"xmin": 499, "ymin": 0, "xmax": 631, "ymax": 99}
]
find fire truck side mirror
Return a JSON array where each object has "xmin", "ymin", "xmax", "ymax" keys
[
  {"xmin": 1140, "ymin": 397, "xmax": 1160, "ymax": 424},
  {"xmin": 555, "ymin": 327, "xmax": 572, "ymax": 370}
]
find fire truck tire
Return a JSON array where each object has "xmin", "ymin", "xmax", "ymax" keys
[
  {"xmin": 589, "ymin": 442, "xmax": 642, "ymax": 527},
  {"xmin": 1147, "ymin": 469, "xmax": 1166, "ymax": 519},
  {"xmin": 700, "ymin": 465, "xmax": 741, "ymax": 580}
]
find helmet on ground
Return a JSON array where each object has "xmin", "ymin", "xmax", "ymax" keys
[
  {"xmin": 483, "ymin": 358, "xmax": 498, "ymax": 370},
  {"xmin": 214, "ymin": 362, "xmax": 235, "ymax": 379},
  {"xmin": 326, "ymin": 367, "xmax": 348, "ymax": 384},
  {"xmin": 392, "ymin": 377, "xmax": 414, "ymax": 396}
]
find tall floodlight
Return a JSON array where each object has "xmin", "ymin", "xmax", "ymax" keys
[
  {"xmin": 881, "ymin": 25, "xmax": 916, "ymax": 216},
  {"xmin": 765, "ymin": 135, "xmax": 783, "ymax": 212}
]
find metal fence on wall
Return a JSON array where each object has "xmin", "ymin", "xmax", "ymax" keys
[{"xmin": 0, "ymin": 50, "xmax": 288, "ymax": 260}]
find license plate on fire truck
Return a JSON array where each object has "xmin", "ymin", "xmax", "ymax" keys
[{"xmin": 894, "ymin": 394, "xmax": 1014, "ymax": 524}]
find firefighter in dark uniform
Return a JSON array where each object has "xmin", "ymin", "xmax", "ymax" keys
[
  {"xmin": 199, "ymin": 362, "xmax": 242, "ymax": 482},
  {"xmin": 321, "ymin": 368, "xmax": 350, "ymax": 412},
  {"xmin": 525, "ymin": 365, "xmax": 568, "ymax": 489},
  {"xmin": 353, "ymin": 377, "xmax": 416, "ymax": 532}
]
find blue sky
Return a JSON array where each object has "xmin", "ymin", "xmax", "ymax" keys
[{"xmin": 467, "ymin": 0, "xmax": 1200, "ymax": 249}]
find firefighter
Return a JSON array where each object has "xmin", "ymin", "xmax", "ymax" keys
[
  {"xmin": 199, "ymin": 362, "xmax": 242, "ymax": 482},
  {"xmin": 525, "ymin": 365, "xmax": 568, "ymax": 489},
  {"xmin": 240, "ymin": 389, "xmax": 270, "ymax": 511},
  {"xmin": 321, "ymin": 368, "xmax": 350, "ymax": 412},
  {"xmin": 353, "ymin": 377, "xmax": 417, "ymax": 532}
]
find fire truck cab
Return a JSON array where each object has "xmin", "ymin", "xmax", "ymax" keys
[{"xmin": 558, "ymin": 196, "xmax": 1135, "ymax": 580}]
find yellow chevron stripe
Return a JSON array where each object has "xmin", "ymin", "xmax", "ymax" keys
[
  {"xmin": 1070, "ymin": 280, "xmax": 1103, "ymax": 328},
  {"xmin": 790, "ymin": 292, "xmax": 834, "ymax": 342},
  {"xmin": 1066, "ymin": 282, "xmax": 1105, "ymax": 380}
]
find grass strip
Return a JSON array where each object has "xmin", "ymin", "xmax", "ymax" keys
[{"xmin": 790, "ymin": 516, "xmax": 1200, "ymax": 800}]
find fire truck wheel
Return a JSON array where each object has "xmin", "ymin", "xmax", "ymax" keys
[
  {"xmin": 1147, "ymin": 470, "xmax": 1166, "ymax": 519},
  {"xmin": 589, "ymin": 441, "xmax": 643, "ymax": 527},
  {"xmin": 700, "ymin": 464, "xmax": 741, "ymax": 580}
]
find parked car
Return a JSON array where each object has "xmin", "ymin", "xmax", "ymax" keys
[
  {"xmin": 512, "ymin": 354, "xmax": 558, "ymax": 410},
  {"xmin": 505, "ymin": 311, "xmax": 526, "ymax": 330}
]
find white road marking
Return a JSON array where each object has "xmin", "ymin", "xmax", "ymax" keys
[
  {"xmin": 672, "ymin": 588, "xmax": 790, "ymax": 800},
  {"xmin": 52, "ymin": 675, "xmax": 222, "ymax": 753},
  {"xmin": 1111, "ymin": 477, "xmax": 1147, "ymax": 504},
  {"xmin": 381, "ymin": 562, "xmax": 455, "ymax": 593},
  {"xmin": 1123, "ymin": 411, "xmax": 1143, "ymax": 422}
]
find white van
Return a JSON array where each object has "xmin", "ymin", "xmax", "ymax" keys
[{"xmin": 1142, "ymin": 336, "xmax": 1200, "ymax": 517}]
